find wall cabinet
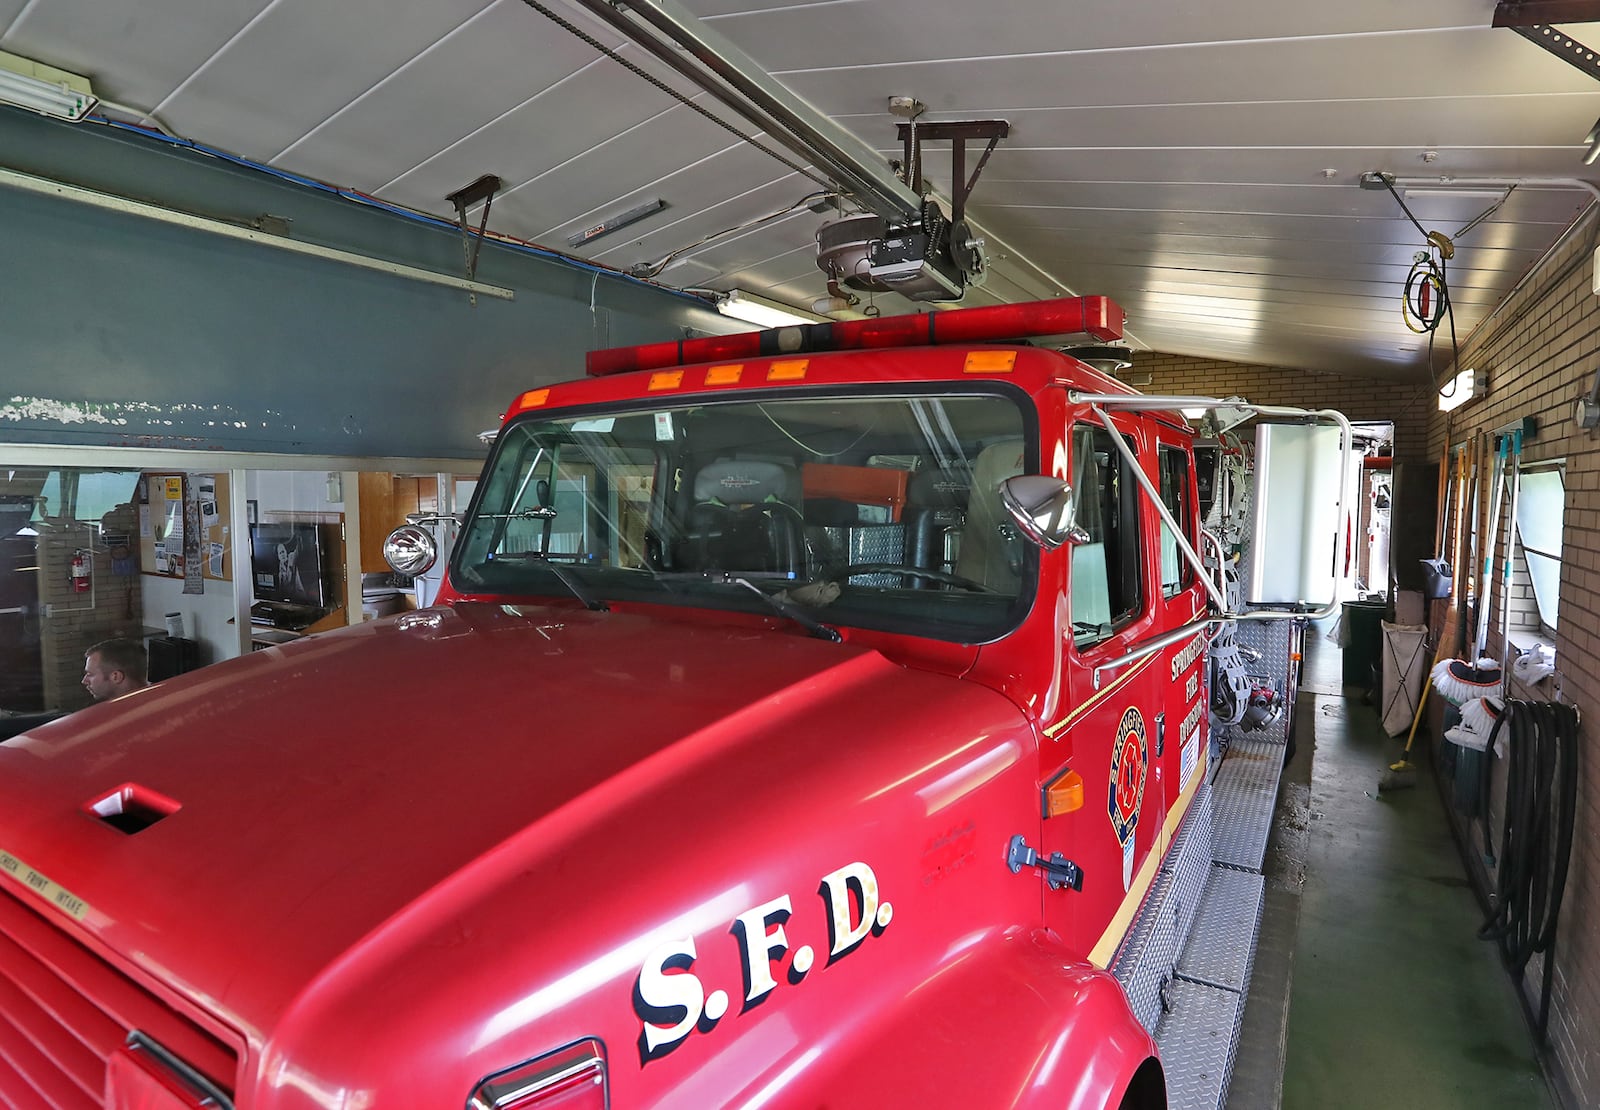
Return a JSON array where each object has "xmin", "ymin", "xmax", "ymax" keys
[{"xmin": 357, "ymin": 474, "xmax": 437, "ymax": 573}]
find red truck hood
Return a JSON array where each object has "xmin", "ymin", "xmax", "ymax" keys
[{"xmin": 0, "ymin": 603, "xmax": 999, "ymax": 1049}]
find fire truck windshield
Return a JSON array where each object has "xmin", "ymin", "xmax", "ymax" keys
[{"xmin": 452, "ymin": 388, "xmax": 1037, "ymax": 643}]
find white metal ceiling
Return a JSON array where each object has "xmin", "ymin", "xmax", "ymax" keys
[{"xmin": 4, "ymin": 0, "xmax": 1596, "ymax": 381}]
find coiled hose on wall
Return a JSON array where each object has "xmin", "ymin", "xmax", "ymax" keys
[{"xmin": 1478, "ymin": 700, "xmax": 1579, "ymax": 1035}]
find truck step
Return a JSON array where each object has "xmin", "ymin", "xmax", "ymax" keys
[
  {"xmin": 1209, "ymin": 736, "xmax": 1286, "ymax": 872},
  {"xmin": 1153, "ymin": 977, "xmax": 1247, "ymax": 1110},
  {"xmin": 1154, "ymin": 724, "xmax": 1281, "ymax": 1109},
  {"xmin": 1175, "ymin": 865, "xmax": 1265, "ymax": 994},
  {"xmin": 1110, "ymin": 784, "xmax": 1216, "ymax": 1031}
]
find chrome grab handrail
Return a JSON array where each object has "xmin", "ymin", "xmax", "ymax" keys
[{"xmin": 1069, "ymin": 393, "xmax": 1351, "ymax": 686}]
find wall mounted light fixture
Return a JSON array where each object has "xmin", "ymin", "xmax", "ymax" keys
[
  {"xmin": 0, "ymin": 51, "xmax": 97, "ymax": 121},
  {"xmin": 717, "ymin": 290, "xmax": 825, "ymax": 328},
  {"xmin": 1438, "ymin": 367, "xmax": 1479, "ymax": 413}
]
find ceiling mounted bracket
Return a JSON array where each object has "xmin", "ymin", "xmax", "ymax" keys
[
  {"xmin": 894, "ymin": 120, "xmax": 1010, "ymax": 224},
  {"xmin": 565, "ymin": 0, "xmax": 922, "ymax": 224},
  {"xmin": 1494, "ymin": 1, "xmax": 1600, "ymax": 80},
  {"xmin": 446, "ymin": 173, "xmax": 502, "ymax": 301}
]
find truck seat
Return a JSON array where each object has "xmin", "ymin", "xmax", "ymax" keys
[
  {"xmin": 954, "ymin": 439, "xmax": 1026, "ymax": 591},
  {"xmin": 906, "ymin": 467, "xmax": 972, "ymax": 585},
  {"xmin": 673, "ymin": 458, "xmax": 806, "ymax": 576}
]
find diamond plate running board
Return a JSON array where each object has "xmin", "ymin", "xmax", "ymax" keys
[
  {"xmin": 1110, "ymin": 783, "xmax": 1216, "ymax": 1032},
  {"xmin": 1146, "ymin": 731, "xmax": 1280, "ymax": 1109}
]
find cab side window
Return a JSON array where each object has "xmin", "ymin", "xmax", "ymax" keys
[
  {"xmin": 1158, "ymin": 443, "xmax": 1194, "ymax": 598},
  {"xmin": 1070, "ymin": 425, "xmax": 1144, "ymax": 645}
]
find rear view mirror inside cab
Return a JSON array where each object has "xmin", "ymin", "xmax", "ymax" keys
[{"xmin": 1000, "ymin": 475, "xmax": 1088, "ymax": 550}]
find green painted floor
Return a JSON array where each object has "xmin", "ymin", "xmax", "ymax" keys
[{"xmin": 1275, "ymin": 642, "xmax": 1555, "ymax": 1109}]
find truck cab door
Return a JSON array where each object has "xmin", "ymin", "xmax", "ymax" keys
[
  {"xmin": 1037, "ymin": 414, "xmax": 1165, "ymax": 965},
  {"xmin": 1154, "ymin": 429, "xmax": 1211, "ymax": 823}
]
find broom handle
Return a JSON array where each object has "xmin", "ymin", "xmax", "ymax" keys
[
  {"xmin": 1476, "ymin": 435, "xmax": 1507, "ymax": 660},
  {"xmin": 1403, "ymin": 636, "xmax": 1452, "ymax": 756},
  {"xmin": 1497, "ymin": 431, "xmax": 1522, "ymax": 696},
  {"xmin": 1433, "ymin": 439, "xmax": 1450, "ymax": 561},
  {"xmin": 1459, "ymin": 435, "xmax": 1478, "ymax": 662}
]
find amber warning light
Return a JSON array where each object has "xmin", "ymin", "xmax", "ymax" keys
[{"xmin": 585, "ymin": 295, "xmax": 1125, "ymax": 377}]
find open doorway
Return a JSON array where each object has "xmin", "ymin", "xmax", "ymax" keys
[{"xmin": 1350, "ymin": 422, "xmax": 1396, "ymax": 602}]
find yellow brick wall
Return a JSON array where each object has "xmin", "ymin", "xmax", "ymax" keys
[{"xmin": 1424, "ymin": 206, "xmax": 1597, "ymax": 1105}]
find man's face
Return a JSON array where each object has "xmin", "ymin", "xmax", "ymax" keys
[{"xmin": 82, "ymin": 652, "xmax": 121, "ymax": 701}]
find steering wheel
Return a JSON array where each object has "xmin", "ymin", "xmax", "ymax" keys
[{"xmin": 826, "ymin": 563, "xmax": 995, "ymax": 593}]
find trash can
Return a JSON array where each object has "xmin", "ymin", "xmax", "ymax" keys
[{"xmin": 1340, "ymin": 600, "xmax": 1388, "ymax": 690}]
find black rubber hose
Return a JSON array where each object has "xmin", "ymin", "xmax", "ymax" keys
[{"xmin": 1478, "ymin": 700, "xmax": 1579, "ymax": 980}]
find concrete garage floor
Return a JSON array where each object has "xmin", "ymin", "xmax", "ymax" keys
[{"xmin": 1226, "ymin": 636, "xmax": 1556, "ymax": 1109}]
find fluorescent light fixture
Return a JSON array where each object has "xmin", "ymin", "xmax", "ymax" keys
[
  {"xmin": 1403, "ymin": 188, "xmax": 1511, "ymax": 200},
  {"xmin": 716, "ymin": 290, "xmax": 825, "ymax": 328},
  {"xmin": 567, "ymin": 198, "xmax": 665, "ymax": 248},
  {"xmin": 1438, "ymin": 367, "xmax": 1479, "ymax": 412},
  {"xmin": 0, "ymin": 51, "xmax": 97, "ymax": 121}
]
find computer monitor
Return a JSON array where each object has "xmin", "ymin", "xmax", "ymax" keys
[{"xmin": 250, "ymin": 522, "xmax": 327, "ymax": 609}]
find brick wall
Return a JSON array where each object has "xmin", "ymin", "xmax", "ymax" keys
[
  {"xmin": 1131, "ymin": 352, "xmax": 1433, "ymax": 458},
  {"xmin": 1508, "ymin": 543, "xmax": 1544, "ymax": 636},
  {"xmin": 1423, "ymin": 206, "xmax": 1597, "ymax": 1107}
]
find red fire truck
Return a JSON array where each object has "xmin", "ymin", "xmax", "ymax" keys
[{"xmin": 0, "ymin": 296, "xmax": 1348, "ymax": 1110}]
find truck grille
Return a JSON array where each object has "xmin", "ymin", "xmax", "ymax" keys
[{"xmin": 0, "ymin": 886, "xmax": 237, "ymax": 1108}]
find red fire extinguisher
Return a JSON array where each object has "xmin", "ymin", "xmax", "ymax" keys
[{"xmin": 71, "ymin": 549, "xmax": 92, "ymax": 594}]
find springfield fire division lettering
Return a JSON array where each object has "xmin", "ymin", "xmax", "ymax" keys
[
  {"xmin": 634, "ymin": 861, "xmax": 890, "ymax": 1063},
  {"xmin": 1179, "ymin": 697, "xmax": 1206, "ymax": 786},
  {"xmin": 1170, "ymin": 634, "xmax": 1206, "ymax": 683}
]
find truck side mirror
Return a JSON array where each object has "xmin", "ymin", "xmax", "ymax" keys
[
  {"xmin": 999, "ymin": 475, "xmax": 1089, "ymax": 550},
  {"xmin": 384, "ymin": 524, "xmax": 439, "ymax": 576}
]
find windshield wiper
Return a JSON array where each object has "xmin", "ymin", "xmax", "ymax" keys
[
  {"xmin": 477, "ymin": 507, "xmax": 557, "ymax": 520},
  {"xmin": 653, "ymin": 571, "xmax": 841, "ymax": 642},
  {"xmin": 526, "ymin": 555, "xmax": 608, "ymax": 611}
]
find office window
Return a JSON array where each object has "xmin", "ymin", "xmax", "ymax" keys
[{"xmin": 1515, "ymin": 465, "xmax": 1563, "ymax": 631}]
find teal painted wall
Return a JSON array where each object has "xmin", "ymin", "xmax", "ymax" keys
[{"xmin": 0, "ymin": 109, "xmax": 733, "ymax": 458}]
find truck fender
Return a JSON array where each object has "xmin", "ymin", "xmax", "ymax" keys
[{"xmin": 775, "ymin": 926, "xmax": 1161, "ymax": 1110}]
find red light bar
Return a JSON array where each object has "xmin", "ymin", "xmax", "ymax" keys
[{"xmin": 585, "ymin": 295, "xmax": 1125, "ymax": 376}]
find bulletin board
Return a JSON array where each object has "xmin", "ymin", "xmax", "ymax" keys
[{"xmin": 139, "ymin": 472, "xmax": 233, "ymax": 581}]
